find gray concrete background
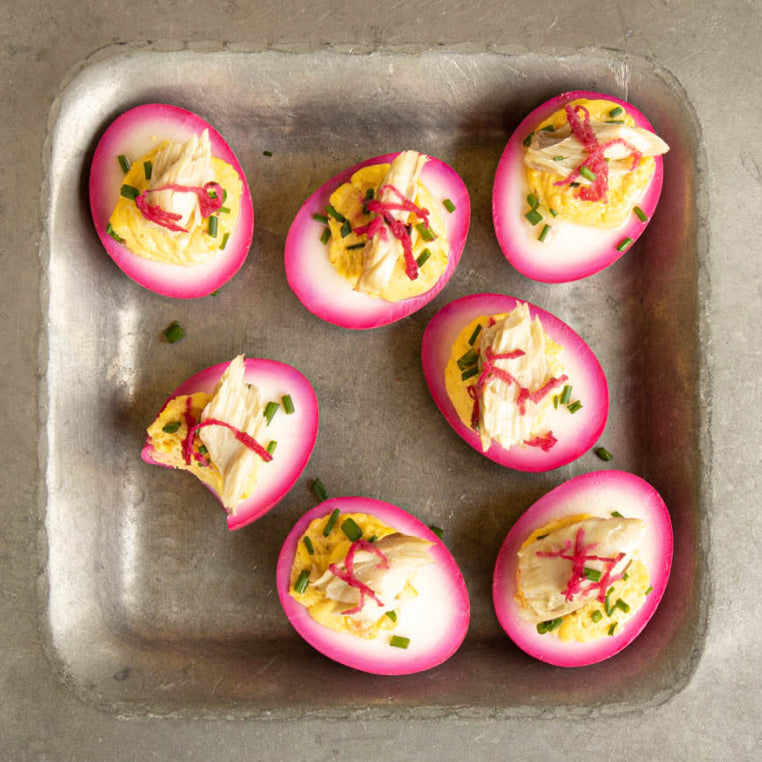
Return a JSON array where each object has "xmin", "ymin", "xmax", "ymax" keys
[{"xmin": 3, "ymin": 1, "xmax": 760, "ymax": 759}]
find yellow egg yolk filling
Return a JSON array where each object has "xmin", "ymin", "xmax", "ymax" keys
[
  {"xmin": 109, "ymin": 144, "xmax": 243, "ymax": 266},
  {"xmin": 327, "ymin": 164, "xmax": 450, "ymax": 302},
  {"xmin": 525, "ymin": 98, "xmax": 656, "ymax": 229}
]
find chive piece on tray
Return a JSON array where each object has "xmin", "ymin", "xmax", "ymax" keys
[
  {"xmin": 282, "ymin": 394, "xmax": 295, "ymax": 415},
  {"xmin": 163, "ymin": 321, "xmax": 185, "ymax": 344},
  {"xmin": 579, "ymin": 166, "xmax": 596, "ymax": 182},
  {"xmin": 208, "ymin": 216, "xmax": 219, "ymax": 237},
  {"xmin": 416, "ymin": 248, "xmax": 431, "ymax": 268},
  {"xmin": 634, "ymin": 206, "xmax": 649, "ymax": 222},
  {"xmin": 162, "ymin": 421, "xmax": 181, "ymax": 434},
  {"xmin": 429, "ymin": 525, "xmax": 444, "ymax": 539},
  {"xmin": 594, "ymin": 446, "xmax": 613, "ymax": 462},
  {"xmin": 312, "ymin": 478, "xmax": 328, "ymax": 502},
  {"xmin": 617, "ymin": 237, "xmax": 634, "ymax": 252},
  {"xmin": 341, "ymin": 517, "xmax": 363, "ymax": 542},
  {"xmin": 323, "ymin": 508, "xmax": 340, "ymax": 537},
  {"xmin": 118, "ymin": 154, "xmax": 131, "ymax": 173},
  {"xmin": 443, "ymin": 198, "xmax": 456, "ymax": 213},
  {"xmin": 538, "ymin": 224, "xmax": 551, "ymax": 242},
  {"xmin": 303, "ymin": 536, "xmax": 314, "ymax": 555},
  {"xmin": 294, "ymin": 569, "xmax": 310, "ymax": 594},
  {"xmin": 560, "ymin": 384, "xmax": 572, "ymax": 405},
  {"xmin": 467, "ymin": 323, "xmax": 482, "ymax": 346},
  {"xmin": 320, "ymin": 227, "xmax": 331, "ymax": 245},
  {"xmin": 263, "ymin": 150, "xmax": 273, "ymax": 157},
  {"xmin": 120, "ymin": 184, "xmax": 140, "ymax": 201},
  {"xmin": 525, "ymin": 208, "xmax": 543, "ymax": 226},
  {"xmin": 264, "ymin": 401, "xmax": 279, "ymax": 425},
  {"xmin": 389, "ymin": 635, "xmax": 410, "ymax": 649}
]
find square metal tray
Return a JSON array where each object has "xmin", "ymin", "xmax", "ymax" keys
[{"xmin": 40, "ymin": 49, "xmax": 708, "ymax": 718}]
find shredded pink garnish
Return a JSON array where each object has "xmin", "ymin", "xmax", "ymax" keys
[
  {"xmin": 135, "ymin": 181, "xmax": 224, "ymax": 232},
  {"xmin": 536, "ymin": 527, "xmax": 626, "ymax": 603},
  {"xmin": 180, "ymin": 405, "xmax": 273, "ymax": 467},
  {"xmin": 551, "ymin": 105, "xmax": 642, "ymax": 203},
  {"xmin": 329, "ymin": 540, "xmax": 390, "ymax": 616},
  {"xmin": 523, "ymin": 432, "xmax": 558, "ymax": 451}
]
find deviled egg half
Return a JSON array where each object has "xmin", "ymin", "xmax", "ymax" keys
[
  {"xmin": 493, "ymin": 91, "xmax": 668, "ymax": 282},
  {"xmin": 142, "ymin": 355, "xmax": 318, "ymax": 531},
  {"xmin": 285, "ymin": 150, "xmax": 470, "ymax": 329},
  {"xmin": 90, "ymin": 104, "xmax": 254, "ymax": 298},
  {"xmin": 422, "ymin": 293, "xmax": 608, "ymax": 471},
  {"xmin": 493, "ymin": 470, "xmax": 672, "ymax": 667},
  {"xmin": 277, "ymin": 496, "xmax": 470, "ymax": 674}
]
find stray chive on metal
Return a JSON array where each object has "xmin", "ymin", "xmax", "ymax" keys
[
  {"xmin": 282, "ymin": 394, "xmax": 295, "ymax": 415},
  {"xmin": 525, "ymin": 208, "xmax": 543, "ymax": 226},
  {"xmin": 117, "ymin": 154, "xmax": 131, "ymax": 173},
  {"xmin": 163, "ymin": 321, "xmax": 185, "ymax": 344},
  {"xmin": 162, "ymin": 422, "xmax": 181, "ymax": 434},
  {"xmin": 303, "ymin": 536, "xmax": 314, "ymax": 555},
  {"xmin": 443, "ymin": 198, "xmax": 456, "ymax": 213},
  {"xmin": 341, "ymin": 517, "xmax": 362, "ymax": 542},
  {"xmin": 263, "ymin": 150, "xmax": 273, "ymax": 156},
  {"xmin": 538, "ymin": 224, "xmax": 551, "ymax": 242},
  {"xmin": 312, "ymin": 478, "xmax": 328, "ymax": 502},
  {"xmin": 634, "ymin": 206, "xmax": 649, "ymax": 222},
  {"xmin": 617, "ymin": 237, "xmax": 634, "ymax": 252},
  {"xmin": 294, "ymin": 569, "xmax": 310, "ymax": 594},
  {"xmin": 416, "ymin": 248, "xmax": 431, "ymax": 268},
  {"xmin": 264, "ymin": 401, "xmax": 279, "ymax": 425},
  {"xmin": 323, "ymin": 508, "xmax": 340, "ymax": 537},
  {"xmin": 429, "ymin": 526, "xmax": 443, "ymax": 539},
  {"xmin": 595, "ymin": 446, "xmax": 612, "ymax": 462},
  {"xmin": 389, "ymin": 635, "xmax": 410, "ymax": 649}
]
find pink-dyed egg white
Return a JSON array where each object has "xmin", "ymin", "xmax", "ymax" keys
[
  {"xmin": 493, "ymin": 470, "xmax": 672, "ymax": 667},
  {"xmin": 89, "ymin": 104, "xmax": 254, "ymax": 298},
  {"xmin": 284, "ymin": 151, "xmax": 470, "ymax": 329},
  {"xmin": 493, "ymin": 91, "xmax": 667, "ymax": 283},
  {"xmin": 141, "ymin": 357, "xmax": 318, "ymax": 531},
  {"xmin": 421, "ymin": 293, "xmax": 608, "ymax": 472},
  {"xmin": 277, "ymin": 496, "xmax": 470, "ymax": 675}
]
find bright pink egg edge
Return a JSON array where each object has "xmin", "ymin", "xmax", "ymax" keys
[
  {"xmin": 421, "ymin": 292, "xmax": 609, "ymax": 472},
  {"xmin": 492, "ymin": 90, "xmax": 665, "ymax": 283},
  {"xmin": 89, "ymin": 103, "xmax": 254, "ymax": 299},
  {"xmin": 276, "ymin": 496, "xmax": 470, "ymax": 675},
  {"xmin": 140, "ymin": 357, "xmax": 319, "ymax": 531},
  {"xmin": 492, "ymin": 469, "xmax": 673, "ymax": 667},
  {"xmin": 285, "ymin": 152, "xmax": 471, "ymax": 329}
]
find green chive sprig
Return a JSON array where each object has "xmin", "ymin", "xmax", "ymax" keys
[
  {"xmin": 117, "ymin": 154, "xmax": 131, "ymax": 173},
  {"xmin": 323, "ymin": 508, "xmax": 340, "ymax": 537},
  {"xmin": 312, "ymin": 478, "xmax": 328, "ymax": 502},
  {"xmin": 163, "ymin": 321, "xmax": 185, "ymax": 344},
  {"xmin": 294, "ymin": 569, "xmax": 310, "ymax": 594}
]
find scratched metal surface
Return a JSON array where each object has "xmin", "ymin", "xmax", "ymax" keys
[{"xmin": 41, "ymin": 49, "xmax": 706, "ymax": 718}]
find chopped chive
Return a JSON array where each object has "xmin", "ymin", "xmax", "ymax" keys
[
  {"xmin": 210, "ymin": 290, "xmax": 219, "ymax": 296},
  {"xmin": 456, "ymin": 348, "xmax": 479, "ymax": 371},
  {"xmin": 443, "ymin": 198, "xmax": 456, "ymax": 213},
  {"xmin": 615, "ymin": 598, "xmax": 631, "ymax": 613},
  {"xmin": 389, "ymin": 635, "xmax": 410, "ymax": 649},
  {"xmin": 623, "ymin": 572, "xmax": 629, "ymax": 581},
  {"xmin": 526, "ymin": 193, "xmax": 540, "ymax": 209},
  {"xmin": 570, "ymin": 182, "xmax": 580, "ymax": 188},
  {"xmin": 522, "ymin": 131, "xmax": 534, "ymax": 147},
  {"xmin": 294, "ymin": 569, "xmax": 310, "ymax": 594},
  {"xmin": 416, "ymin": 222, "xmax": 435, "ymax": 242},
  {"xmin": 535, "ymin": 533, "xmax": 548, "ymax": 540},
  {"xmin": 106, "ymin": 222, "xmax": 124, "ymax": 244},
  {"xmin": 220, "ymin": 232, "xmax": 230, "ymax": 250},
  {"xmin": 467, "ymin": 323, "xmax": 482, "ymax": 346},
  {"xmin": 208, "ymin": 215, "xmax": 219, "ymax": 237},
  {"xmin": 549, "ymin": 208, "xmax": 558, "ymax": 217},
  {"xmin": 367, "ymin": 535, "xmax": 377, "ymax": 543},
  {"xmin": 634, "ymin": 206, "xmax": 649, "ymax": 222},
  {"xmin": 567, "ymin": 400, "xmax": 583, "ymax": 414},
  {"xmin": 579, "ymin": 166, "xmax": 596, "ymax": 182},
  {"xmin": 539, "ymin": 124, "xmax": 555, "ymax": 133},
  {"xmin": 553, "ymin": 395, "xmax": 558, "ymax": 409},
  {"xmin": 263, "ymin": 150, "xmax": 273, "ymax": 157},
  {"xmin": 323, "ymin": 508, "xmax": 340, "ymax": 537},
  {"xmin": 312, "ymin": 478, "xmax": 328, "ymax": 502},
  {"xmin": 264, "ymin": 401, "xmax": 279, "ymax": 425},
  {"xmin": 525, "ymin": 208, "xmax": 543, "ymax": 226},
  {"xmin": 266, "ymin": 440, "xmax": 278, "ymax": 455},
  {"xmin": 198, "ymin": 445, "xmax": 208, "ymax": 456},
  {"xmin": 429, "ymin": 526, "xmax": 443, "ymax": 539},
  {"xmin": 320, "ymin": 227, "xmax": 331, "ymax": 245},
  {"xmin": 591, "ymin": 610, "xmax": 603, "ymax": 623},
  {"xmin": 537, "ymin": 617, "xmax": 563, "ymax": 634},
  {"xmin": 346, "ymin": 242, "xmax": 366, "ymax": 250},
  {"xmin": 416, "ymin": 248, "xmax": 431, "ymax": 268},
  {"xmin": 606, "ymin": 119, "xmax": 625, "ymax": 124},
  {"xmin": 611, "ymin": 510, "xmax": 624, "ymax": 518},
  {"xmin": 163, "ymin": 321, "xmax": 185, "ymax": 344},
  {"xmin": 325, "ymin": 205, "xmax": 346, "ymax": 222},
  {"xmin": 594, "ymin": 447, "xmax": 612, "ymax": 462},
  {"xmin": 340, "ymin": 219, "xmax": 352, "ymax": 238},
  {"xmin": 218, "ymin": 206, "xmax": 231, "ymax": 214},
  {"xmin": 385, "ymin": 610, "xmax": 397, "ymax": 622},
  {"xmin": 605, "ymin": 587, "xmax": 615, "ymax": 616},
  {"xmin": 143, "ymin": 160, "xmax": 152, "ymax": 180},
  {"xmin": 222, "ymin": 188, "xmax": 227, "ymax": 203},
  {"xmin": 120, "ymin": 184, "xmax": 140, "ymax": 201},
  {"xmin": 617, "ymin": 237, "xmax": 634, "ymax": 252},
  {"xmin": 553, "ymin": 155, "xmax": 564, "ymax": 162},
  {"xmin": 609, "ymin": 106, "xmax": 624, "ymax": 118},
  {"xmin": 162, "ymin": 421, "xmax": 181, "ymax": 434},
  {"xmin": 282, "ymin": 394, "xmax": 294, "ymax": 414},
  {"xmin": 312, "ymin": 213, "xmax": 329, "ymax": 224},
  {"xmin": 341, "ymin": 517, "xmax": 363, "ymax": 542},
  {"xmin": 538, "ymin": 224, "xmax": 551, "ymax": 242},
  {"xmin": 645, "ymin": 586, "xmax": 653, "ymax": 595},
  {"xmin": 460, "ymin": 366, "xmax": 480, "ymax": 381},
  {"xmin": 365, "ymin": 188, "xmax": 375, "ymax": 200},
  {"xmin": 560, "ymin": 385, "xmax": 572, "ymax": 405},
  {"xmin": 608, "ymin": 622, "xmax": 618, "ymax": 636},
  {"xmin": 583, "ymin": 567, "xmax": 602, "ymax": 582},
  {"xmin": 303, "ymin": 536, "xmax": 314, "ymax": 555},
  {"xmin": 117, "ymin": 154, "xmax": 131, "ymax": 173}
]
